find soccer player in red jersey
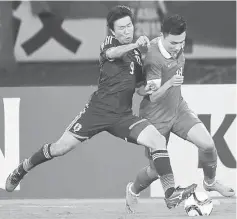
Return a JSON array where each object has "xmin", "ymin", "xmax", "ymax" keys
[
  {"xmin": 6, "ymin": 6, "xmax": 197, "ymax": 210},
  {"xmin": 126, "ymin": 14, "xmax": 235, "ymax": 211}
]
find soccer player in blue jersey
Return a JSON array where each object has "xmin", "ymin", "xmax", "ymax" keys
[
  {"xmin": 6, "ymin": 6, "xmax": 197, "ymax": 210},
  {"xmin": 126, "ymin": 14, "xmax": 235, "ymax": 212}
]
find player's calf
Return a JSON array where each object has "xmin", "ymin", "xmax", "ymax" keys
[
  {"xmin": 137, "ymin": 125, "xmax": 177, "ymax": 200},
  {"xmin": 126, "ymin": 166, "xmax": 159, "ymax": 213},
  {"xmin": 5, "ymin": 142, "xmax": 67, "ymax": 192},
  {"xmin": 5, "ymin": 143, "xmax": 53, "ymax": 192},
  {"xmin": 6, "ymin": 132, "xmax": 81, "ymax": 192},
  {"xmin": 131, "ymin": 166, "xmax": 158, "ymax": 194},
  {"xmin": 199, "ymin": 146, "xmax": 217, "ymax": 185},
  {"xmin": 187, "ymin": 123, "xmax": 217, "ymax": 185}
]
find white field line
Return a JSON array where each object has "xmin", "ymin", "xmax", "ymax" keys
[{"xmin": 0, "ymin": 198, "xmax": 234, "ymax": 207}]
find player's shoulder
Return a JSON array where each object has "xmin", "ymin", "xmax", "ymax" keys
[
  {"xmin": 149, "ymin": 37, "xmax": 163, "ymax": 54},
  {"xmin": 102, "ymin": 35, "xmax": 119, "ymax": 46},
  {"xmin": 144, "ymin": 37, "xmax": 163, "ymax": 66},
  {"xmin": 103, "ymin": 35, "xmax": 115, "ymax": 43}
]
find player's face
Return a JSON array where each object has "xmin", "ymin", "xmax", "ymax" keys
[
  {"xmin": 111, "ymin": 16, "xmax": 134, "ymax": 44},
  {"xmin": 162, "ymin": 32, "xmax": 186, "ymax": 58}
]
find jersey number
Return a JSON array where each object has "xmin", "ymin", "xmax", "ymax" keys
[
  {"xmin": 130, "ymin": 62, "xmax": 134, "ymax": 75},
  {"xmin": 176, "ymin": 67, "xmax": 183, "ymax": 76}
]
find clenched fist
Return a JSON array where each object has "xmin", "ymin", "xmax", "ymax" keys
[{"xmin": 135, "ymin": 36, "xmax": 150, "ymax": 48}]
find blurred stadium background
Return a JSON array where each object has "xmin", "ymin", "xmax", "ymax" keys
[
  {"xmin": 0, "ymin": 1, "xmax": 236, "ymax": 202},
  {"xmin": 0, "ymin": 1, "xmax": 236, "ymax": 86}
]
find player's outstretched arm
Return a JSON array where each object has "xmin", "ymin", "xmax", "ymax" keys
[
  {"xmin": 106, "ymin": 43, "xmax": 138, "ymax": 59},
  {"xmin": 106, "ymin": 36, "xmax": 150, "ymax": 59}
]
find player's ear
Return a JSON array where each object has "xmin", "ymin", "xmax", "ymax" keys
[{"xmin": 160, "ymin": 32, "xmax": 165, "ymax": 40}]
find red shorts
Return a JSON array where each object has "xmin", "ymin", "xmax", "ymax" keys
[
  {"xmin": 66, "ymin": 102, "xmax": 151, "ymax": 143},
  {"xmin": 145, "ymin": 101, "xmax": 201, "ymax": 160}
]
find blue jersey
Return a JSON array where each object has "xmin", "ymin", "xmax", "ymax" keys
[
  {"xmin": 91, "ymin": 36, "xmax": 143, "ymax": 114},
  {"xmin": 140, "ymin": 37, "xmax": 185, "ymax": 122}
]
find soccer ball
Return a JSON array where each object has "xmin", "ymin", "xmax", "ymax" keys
[{"xmin": 184, "ymin": 192, "xmax": 213, "ymax": 216}]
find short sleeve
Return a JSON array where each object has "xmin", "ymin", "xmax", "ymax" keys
[{"xmin": 100, "ymin": 36, "xmax": 120, "ymax": 61}]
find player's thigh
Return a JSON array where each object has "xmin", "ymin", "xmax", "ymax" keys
[
  {"xmin": 171, "ymin": 107, "xmax": 200, "ymax": 140},
  {"xmin": 109, "ymin": 115, "xmax": 148, "ymax": 142},
  {"xmin": 49, "ymin": 104, "xmax": 95, "ymax": 156},
  {"xmin": 152, "ymin": 121, "xmax": 172, "ymax": 146},
  {"xmin": 111, "ymin": 114, "xmax": 166, "ymax": 151},
  {"xmin": 66, "ymin": 104, "xmax": 112, "ymax": 143},
  {"xmin": 186, "ymin": 123, "xmax": 215, "ymax": 151},
  {"xmin": 172, "ymin": 109, "xmax": 214, "ymax": 151},
  {"xmin": 137, "ymin": 124, "xmax": 166, "ymax": 151},
  {"xmin": 144, "ymin": 121, "xmax": 171, "ymax": 161}
]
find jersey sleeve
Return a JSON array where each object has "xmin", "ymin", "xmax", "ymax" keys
[{"xmin": 100, "ymin": 36, "xmax": 120, "ymax": 61}]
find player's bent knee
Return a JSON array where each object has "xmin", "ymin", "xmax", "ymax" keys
[
  {"xmin": 153, "ymin": 135, "xmax": 166, "ymax": 150},
  {"xmin": 137, "ymin": 125, "xmax": 166, "ymax": 150},
  {"xmin": 202, "ymin": 138, "xmax": 215, "ymax": 152},
  {"xmin": 149, "ymin": 134, "xmax": 166, "ymax": 152}
]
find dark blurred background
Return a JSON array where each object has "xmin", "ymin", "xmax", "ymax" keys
[{"xmin": 0, "ymin": 1, "xmax": 236, "ymax": 86}]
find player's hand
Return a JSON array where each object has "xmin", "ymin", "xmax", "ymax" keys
[
  {"xmin": 144, "ymin": 81, "xmax": 159, "ymax": 94},
  {"xmin": 169, "ymin": 75, "xmax": 184, "ymax": 86},
  {"xmin": 135, "ymin": 36, "xmax": 150, "ymax": 48}
]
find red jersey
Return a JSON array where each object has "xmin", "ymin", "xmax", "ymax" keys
[
  {"xmin": 91, "ymin": 36, "xmax": 143, "ymax": 114},
  {"xmin": 140, "ymin": 37, "xmax": 185, "ymax": 122}
]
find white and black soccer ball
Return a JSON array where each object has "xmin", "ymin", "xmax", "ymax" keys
[{"xmin": 184, "ymin": 192, "xmax": 213, "ymax": 216}]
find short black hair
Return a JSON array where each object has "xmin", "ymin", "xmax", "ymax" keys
[
  {"xmin": 107, "ymin": 5, "xmax": 134, "ymax": 31},
  {"xmin": 161, "ymin": 14, "xmax": 187, "ymax": 36}
]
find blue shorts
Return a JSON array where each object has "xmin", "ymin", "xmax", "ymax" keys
[
  {"xmin": 145, "ymin": 101, "xmax": 201, "ymax": 160},
  {"xmin": 66, "ymin": 102, "xmax": 151, "ymax": 143}
]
